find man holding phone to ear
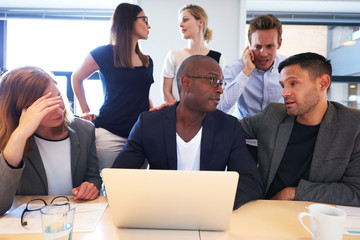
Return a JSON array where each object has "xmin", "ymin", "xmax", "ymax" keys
[
  {"xmin": 218, "ymin": 14, "xmax": 286, "ymax": 117},
  {"xmin": 217, "ymin": 14, "xmax": 287, "ymax": 158}
]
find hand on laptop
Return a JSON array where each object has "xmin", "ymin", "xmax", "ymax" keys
[{"xmin": 72, "ymin": 181, "xmax": 99, "ymax": 200}]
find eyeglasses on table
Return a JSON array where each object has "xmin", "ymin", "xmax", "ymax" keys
[{"xmin": 21, "ymin": 196, "xmax": 69, "ymax": 227}]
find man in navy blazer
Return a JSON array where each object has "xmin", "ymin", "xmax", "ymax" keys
[{"xmin": 112, "ymin": 55, "xmax": 263, "ymax": 209}]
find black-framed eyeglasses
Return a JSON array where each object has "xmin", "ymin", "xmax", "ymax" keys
[
  {"xmin": 21, "ymin": 196, "xmax": 69, "ymax": 227},
  {"xmin": 135, "ymin": 16, "xmax": 148, "ymax": 25},
  {"xmin": 185, "ymin": 74, "xmax": 226, "ymax": 88}
]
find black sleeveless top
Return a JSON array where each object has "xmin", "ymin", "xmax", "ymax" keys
[{"xmin": 207, "ymin": 50, "xmax": 221, "ymax": 63}]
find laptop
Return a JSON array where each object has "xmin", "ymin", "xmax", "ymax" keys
[{"xmin": 102, "ymin": 168, "xmax": 239, "ymax": 231}]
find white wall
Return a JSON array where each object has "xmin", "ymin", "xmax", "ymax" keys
[{"xmin": 138, "ymin": 0, "xmax": 240, "ymax": 106}]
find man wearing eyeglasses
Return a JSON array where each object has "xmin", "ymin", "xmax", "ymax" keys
[{"xmin": 112, "ymin": 55, "xmax": 263, "ymax": 209}]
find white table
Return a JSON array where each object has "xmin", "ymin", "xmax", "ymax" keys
[{"xmin": 2, "ymin": 196, "xmax": 360, "ymax": 240}]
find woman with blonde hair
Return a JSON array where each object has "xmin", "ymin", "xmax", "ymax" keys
[
  {"xmin": 72, "ymin": 3, "xmax": 153, "ymax": 170},
  {"xmin": 0, "ymin": 66, "xmax": 101, "ymax": 215},
  {"xmin": 161, "ymin": 4, "xmax": 225, "ymax": 103}
]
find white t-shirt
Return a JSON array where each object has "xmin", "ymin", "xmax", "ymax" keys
[
  {"xmin": 34, "ymin": 135, "xmax": 73, "ymax": 195},
  {"xmin": 176, "ymin": 127, "xmax": 202, "ymax": 171},
  {"xmin": 161, "ymin": 49, "xmax": 225, "ymax": 101}
]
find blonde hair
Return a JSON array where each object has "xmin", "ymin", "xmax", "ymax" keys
[
  {"xmin": 0, "ymin": 66, "xmax": 73, "ymax": 155},
  {"xmin": 180, "ymin": 4, "xmax": 213, "ymax": 43}
]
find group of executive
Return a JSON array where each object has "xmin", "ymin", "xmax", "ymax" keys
[{"xmin": 0, "ymin": 2, "xmax": 359, "ymax": 216}]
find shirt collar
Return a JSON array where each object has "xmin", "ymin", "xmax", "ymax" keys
[
  {"xmin": 256, "ymin": 65, "xmax": 275, "ymax": 74},
  {"xmin": 255, "ymin": 59, "xmax": 277, "ymax": 74}
]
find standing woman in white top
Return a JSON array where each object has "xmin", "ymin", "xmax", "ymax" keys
[{"xmin": 161, "ymin": 4, "xmax": 225, "ymax": 103}]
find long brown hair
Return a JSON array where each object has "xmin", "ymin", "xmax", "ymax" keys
[
  {"xmin": 110, "ymin": 3, "xmax": 149, "ymax": 69},
  {"xmin": 0, "ymin": 66, "xmax": 73, "ymax": 155}
]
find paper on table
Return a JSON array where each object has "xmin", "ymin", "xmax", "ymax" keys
[
  {"xmin": 336, "ymin": 205, "xmax": 360, "ymax": 236},
  {"xmin": 73, "ymin": 203, "xmax": 108, "ymax": 232},
  {"xmin": 0, "ymin": 203, "xmax": 108, "ymax": 234}
]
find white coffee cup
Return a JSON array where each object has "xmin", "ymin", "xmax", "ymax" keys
[{"xmin": 298, "ymin": 204, "xmax": 346, "ymax": 240}]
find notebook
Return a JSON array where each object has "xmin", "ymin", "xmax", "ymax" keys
[{"xmin": 102, "ymin": 168, "xmax": 239, "ymax": 231}]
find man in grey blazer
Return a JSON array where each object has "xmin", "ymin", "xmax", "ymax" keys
[{"xmin": 239, "ymin": 52, "xmax": 360, "ymax": 206}]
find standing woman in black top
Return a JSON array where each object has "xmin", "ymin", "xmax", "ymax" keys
[
  {"xmin": 72, "ymin": 3, "xmax": 153, "ymax": 170},
  {"xmin": 161, "ymin": 4, "xmax": 225, "ymax": 103}
]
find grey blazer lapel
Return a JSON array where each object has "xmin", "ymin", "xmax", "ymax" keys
[
  {"xmin": 28, "ymin": 136, "xmax": 48, "ymax": 191},
  {"xmin": 68, "ymin": 126, "xmax": 80, "ymax": 182},
  {"xmin": 266, "ymin": 116, "xmax": 294, "ymax": 192},
  {"xmin": 309, "ymin": 103, "xmax": 337, "ymax": 179},
  {"xmin": 163, "ymin": 106, "xmax": 177, "ymax": 170}
]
